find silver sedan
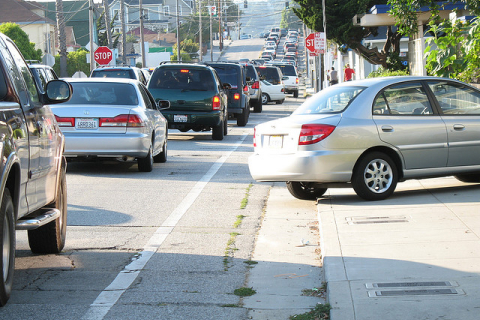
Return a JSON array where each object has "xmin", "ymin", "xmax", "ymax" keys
[
  {"xmin": 50, "ymin": 78, "xmax": 169, "ymax": 172},
  {"xmin": 248, "ymin": 76, "xmax": 480, "ymax": 200}
]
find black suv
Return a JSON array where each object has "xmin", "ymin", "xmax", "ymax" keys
[
  {"xmin": 0, "ymin": 33, "xmax": 71, "ymax": 305},
  {"xmin": 90, "ymin": 66, "xmax": 148, "ymax": 85},
  {"xmin": 206, "ymin": 62, "xmax": 250, "ymax": 126},
  {"xmin": 148, "ymin": 63, "xmax": 229, "ymax": 140}
]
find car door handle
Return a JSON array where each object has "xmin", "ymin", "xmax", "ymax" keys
[
  {"xmin": 381, "ymin": 125, "xmax": 394, "ymax": 132},
  {"xmin": 453, "ymin": 124, "xmax": 465, "ymax": 131}
]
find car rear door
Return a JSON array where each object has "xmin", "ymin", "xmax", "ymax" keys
[{"xmin": 372, "ymin": 81, "xmax": 448, "ymax": 170}]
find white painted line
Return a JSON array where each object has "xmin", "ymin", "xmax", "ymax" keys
[{"xmin": 81, "ymin": 133, "xmax": 249, "ymax": 320}]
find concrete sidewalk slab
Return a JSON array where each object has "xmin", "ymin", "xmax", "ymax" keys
[
  {"xmin": 318, "ymin": 177, "xmax": 480, "ymax": 320},
  {"xmin": 245, "ymin": 183, "xmax": 325, "ymax": 320}
]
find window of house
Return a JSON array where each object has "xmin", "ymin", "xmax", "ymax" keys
[{"xmin": 164, "ymin": 6, "xmax": 170, "ymax": 16}]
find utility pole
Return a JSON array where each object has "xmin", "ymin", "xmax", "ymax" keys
[
  {"xmin": 176, "ymin": 0, "xmax": 181, "ymax": 61},
  {"xmin": 56, "ymin": 0, "xmax": 67, "ymax": 77},
  {"xmin": 237, "ymin": 3, "xmax": 240, "ymax": 40},
  {"xmin": 139, "ymin": 0, "xmax": 146, "ymax": 67},
  {"xmin": 120, "ymin": 0, "xmax": 126, "ymax": 65},
  {"xmin": 209, "ymin": 0, "xmax": 213, "ymax": 61},
  {"xmin": 218, "ymin": 0, "xmax": 222, "ymax": 51},
  {"xmin": 88, "ymin": 0, "xmax": 95, "ymax": 72},
  {"xmin": 102, "ymin": 0, "xmax": 112, "ymax": 48},
  {"xmin": 199, "ymin": 0, "xmax": 202, "ymax": 61}
]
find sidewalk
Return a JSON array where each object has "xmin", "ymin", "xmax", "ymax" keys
[
  {"xmin": 319, "ymin": 177, "xmax": 480, "ymax": 319},
  {"xmin": 203, "ymin": 39, "xmax": 233, "ymax": 62}
]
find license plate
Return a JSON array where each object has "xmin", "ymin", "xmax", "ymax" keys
[
  {"xmin": 174, "ymin": 115, "xmax": 188, "ymax": 123},
  {"xmin": 75, "ymin": 118, "xmax": 98, "ymax": 129},
  {"xmin": 268, "ymin": 135, "xmax": 283, "ymax": 149}
]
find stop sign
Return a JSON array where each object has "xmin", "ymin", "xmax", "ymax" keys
[
  {"xmin": 305, "ymin": 33, "xmax": 316, "ymax": 53},
  {"xmin": 94, "ymin": 46, "xmax": 113, "ymax": 65}
]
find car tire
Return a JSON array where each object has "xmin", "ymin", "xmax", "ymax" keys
[
  {"xmin": 153, "ymin": 139, "xmax": 167, "ymax": 163},
  {"xmin": 276, "ymin": 99, "xmax": 284, "ymax": 104},
  {"xmin": 261, "ymin": 93, "xmax": 269, "ymax": 105},
  {"xmin": 286, "ymin": 182, "xmax": 327, "ymax": 200},
  {"xmin": 351, "ymin": 152, "xmax": 398, "ymax": 201},
  {"xmin": 293, "ymin": 90, "xmax": 298, "ymax": 98},
  {"xmin": 237, "ymin": 108, "xmax": 248, "ymax": 127},
  {"xmin": 253, "ymin": 98, "xmax": 263, "ymax": 113},
  {"xmin": 212, "ymin": 119, "xmax": 225, "ymax": 140},
  {"xmin": 454, "ymin": 174, "xmax": 480, "ymax": 183},
  {"xmin": 28, "ymin": 167, "xmax": 67, "ymax": 254},
  {"xmin": 138, "ymin": 146, "xmax": 154, "ymax": 172},
  {"xmin": 0, "ymin": 189, "xmax": 14, "ymax": 306}
]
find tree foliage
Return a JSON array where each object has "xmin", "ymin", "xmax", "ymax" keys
[
  {"xmin": 293, "ymin": 0, "xmax": 403, "ymax": 68},
  {"xmin": 53, "ymin": 49, "xmax": 90, "ymax": 77},
  {"xmin": 97, "ymin": 12, "xmax": 120, "ymax": 48},
  {"xmin": 0, "ymin": 22, "xmax": 42, "ymax": 61}
]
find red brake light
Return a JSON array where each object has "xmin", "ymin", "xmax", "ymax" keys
[
  {"xmin": 298, "ymin": 124, "xmax": 336, "ymax": 145},
  {"xmin": 99, "ymin": 114, "xmax": 144, "ymax": 127},
  {"xmin": 234, "ymin": 93, "xmax": 241, "ymax": 100},
  {"xmin": 252, "ymin": 81, "xmax": 259, "ymax": 89},
  {"xmin": 55, "ymin": 115, "xmax": 74, "ymax": 127},
  {"xmin": 212, "ymin": 96, "xmax": 221, "ymax": 110},
  {"xmin": 296, "ymin": 78, "xmax": 299, "ymax": 84},
  {"xmin": 243, "ymin": 85, "xmax": 249, "ymax": 92},
  {"xmin": 180, "ymin": 69, "xmax": 189, "ymax": 73}
]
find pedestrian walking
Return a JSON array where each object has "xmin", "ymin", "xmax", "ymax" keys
[
  {"xmin": 344, "ymin": 64, "xmax": 355, "ymax": 81},
  {"xmin": 327, "ymin": 67, "xmax": 338, "ymax": 85}
]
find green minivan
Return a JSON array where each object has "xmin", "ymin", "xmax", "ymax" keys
[{"xmin": 148, "ymin": 63, "xmax": 230, "ymax": 140}]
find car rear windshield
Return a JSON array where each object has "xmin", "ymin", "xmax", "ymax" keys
[
  {"xmin": 210, "ymin": 65, "xmax": 240, "ymax": 88},
  {"xmin": 61, "ymin": 82, "xmax": 139, "ymax": 105},
  {"xmin": 256, "ymin": 67, "xmax": 281, "ymax": 85},
  {"xmin": 245, "ymin": 65, "xmax": 257, "ymax": 81},
  {"xmin": 91, "ymin": 69, "xmax": 135, "ymax": 80},
  {"xmin": 149, "ymin": 68, "xmax": 215, "ymax": 91},
  {"xmin": 274, "ymin": 65, "xmax": 296, "ymax": 76}
]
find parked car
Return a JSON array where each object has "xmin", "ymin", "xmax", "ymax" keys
[
  {"xmin": 148, "ymin": 63, "xmax": 229, "ymax": 140},
  {"xmin": 269, "ymin": 63, "xmax": 299, "ymax": 98},
  {"xmin": 207, "ymin": 62, "xmax": 250, "ymax": 126},
  {"xmin": 28, "ymin": 63, "xmax": 58, "ymax": 93},
  {"xmin": 90, "ymin": 66, "xmax": 148, "ymax": 85},
  {"xmin": 0, "ymin": 32, "xmax": 72, "ymax": 306},
  {"xmin": 51, "ymin": 78, "xmax": 169, "ymax": 172},
  {"xmin": 249, "ymin": 76, "xmax": 480, "ymax": 201},
  {"xmin": 242, "ymin": 63, "xmax": 263, "ymax": 112}
]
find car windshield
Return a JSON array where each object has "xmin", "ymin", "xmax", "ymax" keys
[
  {"xmin": 62, "ymin": 82, "xmax": 139, "ymax": 105},
  {"xmin": 245, "ymin": 65, "xmax": 257, "ymax": 80},
  {"xmin": 210, "ymin": 65, "xmax": 239, "ymax": 87},
  {"xmin": 149, "ymin": 68, "xmax": 215, "ymax": 91},
  {"xmin": 275, "ymin": 65, "xmax": 296, "ymax": 76},
  {"xmin": 293, "ymin": 86, "xmax": 365, "ymax": 114}
]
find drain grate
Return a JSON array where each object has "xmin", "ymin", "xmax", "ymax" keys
[
  {"xmin": 346, "ymin": 215, "xmax": 409, "ymax": 225},
  {"xmin": 366, "ymin": 281, "xmax": 463, "ymax": 297}
]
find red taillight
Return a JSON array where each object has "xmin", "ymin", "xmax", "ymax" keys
[
  {"xmin": 253, "ymin": 127, "xmax": 257, "ymax": 147},
  {"xmin": 212, "ymin": 96, "xmax": 221, "ymax": 110},
  {"xmin": 298, "ymin": 124, "xmax": 336, "ymax": 145},
  {"xmin": 99, "ymin": 114, "xmax": 145, "ymax": 127},
  {"xmin": 243, "ymin": 85, "xmax": 249, "ymax": 92},
  {"xmin": 180, "ymin": 69, "xmax": 189, "ymax": 73},
  {"xmin": 55, "ymin": 115, "xmax": 74, "ymax": 127},
  {"xmin": 281, "ymin": 87, "xmax": 284, "ymax": 92},
  {"xmin": 296, "ymin": 78, "xmax": 299, "ymax": 84},
  {"xmin": 252, "ymin": 81, "xmax": 259, "ymax": 89},
  {"xmin": 234, "ymin": 93, "xmax": 241, "ymax": 100}
]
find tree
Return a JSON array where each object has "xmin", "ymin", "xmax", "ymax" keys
[
  {"xmin": 97, "ymin": 12, "xmax": 120, "ymax": 48},
  {"xmin": 293, "ymin": 0, "xmax": 404, "ymax": 69},
  {"xmin": 0, "ymin": 23, "xmax": 42, "ymax": 61},
  {"xmin": 53, "ymin": 49, "xmax": 90, "ymax": 77}
]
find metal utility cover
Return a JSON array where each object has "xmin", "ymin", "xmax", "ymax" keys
[
  {"xmin": 368, "ymin": 288, "xmax": 463, "ymax": 297},
  {"xmin": 346, "ymin": 216, "xmax": 409, "ymax": 225}
]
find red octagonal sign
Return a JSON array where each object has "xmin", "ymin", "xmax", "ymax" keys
[
  {"xmin": 305, "ymin": 33, "xmax": 316, "ymax": 53},
  {"xmin": 94, "ymin": 46, "xmax": 113, "ymax": 65}
]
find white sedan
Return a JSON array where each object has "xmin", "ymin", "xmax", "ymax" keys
[
  {"xmin": 51, "ymin": 78, "xmax": 169, "ymax": 172},
  {"xmin": 260, "ymin": 79, "xmax": 285, "ymax": 105}
]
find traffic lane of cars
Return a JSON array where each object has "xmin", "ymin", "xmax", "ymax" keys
[{"xmin": 249, "ymin": 76, "xmax": 480, "ymax": 201}]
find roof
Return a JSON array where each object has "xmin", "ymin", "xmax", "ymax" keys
[{"xmin": 0, "ymin": 0, "xmax": 55, "ymax": 25}]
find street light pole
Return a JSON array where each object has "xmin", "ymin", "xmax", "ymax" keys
[
  {"xmin": 139, "ymin": 0, "xmax": 146, "ymax": 67},
  {"xmin": 176, "ymin": 0, "xmax": 181, "ymax": 61},
  {"xmin": 209, "ymin": 0, "xmax": 213, "ymax": 61}
]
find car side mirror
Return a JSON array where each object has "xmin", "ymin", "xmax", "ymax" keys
[
  {"xmin": 222, "ymin": 83, "xmax": 232, "ymax": 90},
  {"xmin": 246, "ymin": 77, "xmax": 251, "ymax": 82},
  {"xmin": 46, "ymin": 80, "xmax": 72, "ymax": 103},
  {"xmin": 156, "ymin": 100, "xmax": 170, "ymax": 110}
]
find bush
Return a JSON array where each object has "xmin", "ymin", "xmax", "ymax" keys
[{"xmin": 367, "ymin": 67, "xmax": 409, "ymax": 78}]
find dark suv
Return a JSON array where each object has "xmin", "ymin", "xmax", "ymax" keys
[
  {"xmin": 206, "ymin": 62, "xmax": 250, "ymax": 126},
  {"xmin": 148, "ymin": 63, "xmax": 229, "ymax": 140},
  {"xmin": 0, "ymin": 33, "xmax": 71, "ymax": 305},
  {"xmin": 90, "ymin": 66, "xmax": 148, "ymax": 85}
]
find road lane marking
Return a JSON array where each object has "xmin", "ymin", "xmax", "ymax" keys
[{"xmin": 82, "ymin": 133, "xmax": 249, "ymax": 320}]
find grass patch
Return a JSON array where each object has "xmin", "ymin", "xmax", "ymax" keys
[
  {"xmin": 223, "ymin": 232, "xmax": 241, "ymax": 270},
  {"xmin": 289, "ymin": 303, "xmax": 331, "ymax": 320},
  {"xmin": 240, "ymin": 184, "xmax": 253, "ymax": 209},
  {"xmin": 243, "ymin": 260, "xmax": 258, "ymax": 265},
  {"xmin": 234, "ymin": 287, "xmax": 256, "ymax": 297},
  {"xmin": 233, "ymin": 215, "xmax": 246, "ymax": 228}
]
